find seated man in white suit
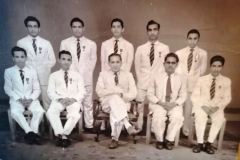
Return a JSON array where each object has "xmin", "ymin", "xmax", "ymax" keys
[
  {"xmin": 47, "ymin": 50, "xmax": 85, "ymax": 148},
  {"xmin": 191, "ymin": 55, "xmax": 232, "ymax": 154},
  {"xmin": 96, "ymin": 53, "xmax": 138, "ymax": 149},
  {"xmin": 4, "ymin": 46, "xmax": 45, "ymax": 145},
  {"xmin": 147, "ymin": 53, "xmax": 187, "ymax": 150}
]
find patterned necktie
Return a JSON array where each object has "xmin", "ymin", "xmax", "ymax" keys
[
  {"xmin": 210, "ymin": 78, "xmax": 216, "ymax": 100},
  {"xmin": 150, "ymin": 43, "xmax": 154, "ymax": 66},
  {"xmin": 19, "ymin": 69, "xmax": 24, "ymax": 84},
  {"xmin": 114, "ymin": 40, "xmax": 119, "ymax": 54},
  {"xmin": 32, "ymin": 38, "xmax": 37, "ymax": 54},
  {"xmin": 64, "ymin": 71, "xmax": 68, "ymax": 88},
  {"xmin": 165, "ymin": 75, "xmax": 172, "ymax": 102},
  {"xmin": 77, "ymin": 38, "xmax": 81, "ymax": 61},
  {"xmin": 187, "ymin": 48, "xmax": 194, "ymax": 72},
  {"xmin": 114, "ymin": 72, "xmax": 119, "ymax": 85}
]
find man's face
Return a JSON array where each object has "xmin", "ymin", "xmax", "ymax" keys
[
  {"xmin": 13, "ymin": 51, "xmax": 27, "ymax": 69},
  {"xmin": 210, "ymin": 61, "xmax": 223, "ymax": 77},
  {"xmin": 111, "ymin": 21, "xmax": 124, "ymax": 38},
  {"xmin": 108, "ymin": 56, "xmax": 122, "ymax": 72},
  {"xmin": 164, "ymin": 56, "xmax": 178, "ymax": 74},
  {"xmin": 27, "ymin": 21, "xmax": 40, "ymax": 37},
  {"xmin": 187, "ymin": 33, "xmax": 199, "ymax": 49},
  {"xmin": 147, "ymin": 24, "xmax": 159, "ymax": 42},
  {"xmin": 59, "ymin": 54, "xmax": 72, "ymax": 71},
  {"xmin": 71, "ymin": 21, "xmax": 84, "ymax": 38}
]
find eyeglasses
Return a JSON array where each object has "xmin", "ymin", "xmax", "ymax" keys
[{"xmin": 165, "ymin": 61, "xmax": 177, "ymax": 65}]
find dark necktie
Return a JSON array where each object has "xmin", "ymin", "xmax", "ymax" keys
[
  {"xmin": 150, "ymin": 43, "xmax": 154, "ymax": 66},
  {"xmin": 32, "ymin": 38, "xmax": 37, "ymax": 54},
  {"xmin": 165, "ymin": 75, "xmax": 172, "ymax": 102},
  {"xmin": 64, "ymin": 71, "xmax": 68, "ymax": 88},
  {"xmin": 19, "ymin": 69, "xmax": 24, "ymax": 84},
  {"xmin": 114, "ymin": 40, "xmax": 118, "ymax": 54},
  {"xmin": 187, "ymin": 48, "xmax": 194, "ymax": 72},
  {"xmin": 210, "ymin": 78, "xmax": 216, "ymax": 100},
  {"xmin": 77, "ymin": 38, "xmax": 81, "ymax": 61},
  {"xmin": 114, "ymin": 72, "xmax": 118, "ymax": 85}
]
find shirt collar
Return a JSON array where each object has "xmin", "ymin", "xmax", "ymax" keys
[
  {"xmin": 74, "ymin": 36, "xmax": 85, "ymax": 42},
  {"xmin": 111, "ymin": 37, "xmax": 123, "ymax": 42},
  {"xmin": 147, "ymin": 40, "xmax": 159, "ymax": 46},
  {"xmin": 187, "ymin": 46, "xmax": 199, "ymax": 51},
  {"xmin": 14, "ymin": 65, "xmax": 26, "ymax": 71},
  {"xmin": 28, "ymin": 35, "xmax": 39, "ymax": 40}
]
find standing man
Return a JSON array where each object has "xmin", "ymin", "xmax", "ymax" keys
[
  {"xmin": 176, "ymin": 29, "xmax": 207, "ymax": 136},
  {"xmin": 4, "ymin": 46, "xmax": 45, "ymax": 145},
  {"xmin": 96, "ymin": 53, "xmax": 138, "ymax": 149},
  {"xmin": 17, "ymin": 16, "xmax": 56, "ymax": 110},
  {"xmin": 191, "ymin": 55, "xmax": 231, "ymax": 154},
  {"xmin": 135, "ymin": 20, "xmax": 170, "ymax": 132},
  {"xmin": 60, "ymin": 17, "xmax": 97, "ymax": 131},
  {"xmin": 147, "ymin": 53, "xmax": 186, "ymax": 150},
  {"xmin": 47, "ymin": 50, "xmax": 85, "ymax": 148},
  {"xmin": 101, "ymin": 18, "xmax": 134, "ymax": 72}
]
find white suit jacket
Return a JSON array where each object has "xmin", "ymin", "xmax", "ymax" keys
[{"xmin": 17, "ymin": 35, "xmax": 56, "ymax": 85}]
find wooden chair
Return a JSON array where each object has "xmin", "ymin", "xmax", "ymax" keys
[
  {"xmin": 146, "ymin": 112, "xmax": 180, "ymax": 147},
  {"xmin": 188, "ymin": 116, "xmax": 226, "ymax": 151},
  {"xmin": 93, "ymin": 99, "xmax": 139, "ymax": 143}
]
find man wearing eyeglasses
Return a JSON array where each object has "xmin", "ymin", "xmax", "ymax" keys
[{"xmin": 147, "ymin": 53, "xmax": 186, "ymax": 150}]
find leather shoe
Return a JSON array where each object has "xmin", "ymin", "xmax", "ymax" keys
[
  {"xmin": 165, "ymin": 140, "xmax": 174, "ymax": 150},
  {"xmin": 126, "ymin": 126, "xmax": 138, "ymax": 135},
  {"xmin": 55, "ymin": 135, "xmax": 63, "ymax": 147},
  {"xmin": 109, "ymin": 139, "xmax": 118, "ymax": 149},
  {"xmin": 156, "ymin": 141, "xmax": 164, "ymax": 150},
  {"xmin": 33, "ymin": 133, "xmax": 42, "ymax": 145},
  {"xmin": 192, "ymin": 143, "xmax": 204, "ymax": 153},
  {"xmin": 62, "ymin": 138, "xmax": 71, "ymax": 148},
  {"xmin": 204, "ymin": 142, "xmax": 215, "ymax": 154},
  {"xmin": 24, "ymin": 132, "xmax": 35, "ymax": 145}
]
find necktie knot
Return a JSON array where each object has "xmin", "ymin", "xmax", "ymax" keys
[
  {"xmin": 19, "ymin": 69, "xmax": 24, "ymax": 84},
  {"xmin": 32, "ymin": 38, "xmax": 37, "ymax": 54},
  {"xmin": 77, "ymin": 38, "xmax": 80, "ymax": 42},
  {"xmin": 190, "ymin": 48, "xmax": 194, "ymax": 52}
]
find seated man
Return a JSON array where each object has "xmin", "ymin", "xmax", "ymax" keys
[
  {"xmin": 47, "ymin": 50, "xmax": 85, "ymax": 148},
  {"xmin": 147, "ymin": 53, "xmax": 187, "ymax": 150},
  {"xmin": 4, "ymin": 46, "xmax": 45, "ymax": 145},
  {"xmin": 96, "ymin": 53, "xmax": 138, "ymax": 149},
  {"xmin": 191, "ymin": 55, "xmax": 232, "ymax": 154}
]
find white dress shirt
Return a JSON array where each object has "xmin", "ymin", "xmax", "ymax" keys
[
  {"xmin": 101, "ymin": 37, "xmax": 134, "ymax": 72},
  {"xmin": 135, "ymin": 41, "xmax": 170, "ymax": 90},
  {"xmin": 17, "ymin": 35, "xmax": 56, "ymax": 85},
  {"xmin": 47, "ymin": 69, "xmax": 85, "ymax": 102}
]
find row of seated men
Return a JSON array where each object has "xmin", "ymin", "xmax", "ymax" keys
[{"xmin": 4, "ymin": 45, "xmax": 231, "ymax": 155}]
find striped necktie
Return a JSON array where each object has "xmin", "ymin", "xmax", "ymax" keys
[
  {"xmin": 165, "ymin": 75, "xmax": 172, "ymax": 102},
  {"xmin": 77, "ymin": 38, "xmax": 81, "ymax": 61},
  {"xmin": 114, "ymin": 72, "xmax": 119, "ymax": 85},
  {"xmin": 32, "ymin": 38, "xmax": 37, "ymax": 54},
  {"xmin": 210, "ymin": 78, "xmax": 216, "ymax": 100},
  {"xmin": 19, "ymin": 69, "xmax": 24, "ymax": 84},
  {"xmin": 150, "ymin": 43, "xmax": 154, "ymax": 66},
  {"xmin": 64, "ymin": 71, "xmax": 68, "ymax": 88},
  {"xmin": 187, "ymin": 48, "xmax": 194, "ymax": 72},
  {"xmin": 114, "ymin": 40, "xmax": 119, "ymax": 54}
]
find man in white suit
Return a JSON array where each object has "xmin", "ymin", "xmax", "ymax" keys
[
  {"xmin": 60, "ymin": 17, "xmax": 97, "ymax": 131},
  {"xmin": 4, "ymin": 46, "xmax": 45, "ymax": 145},
  {"xmin": 101, "ymin": 18, "xmax": 134, "ymax": 72},
  {"xmin": 17, "ymin": 16, "xmax": 56, "ymax": 110},
  {"xmin": 191, "ymin": 55, "xmax": 231, "ymax": 154},
  {"xmin": 96, "ymin": 53, "xmax": 138, "ymax": 149},
  {"xmin": 135, "ymin": 20, "xmax": 170, "ymax": 132},
  {"xmin": 176, "ymin": 29, "xmax": 207, "ymax": 136},
  {"xmin": 147, "ymin": 53, "xmax": 186, "ymax": 150},
  {"xmin": 47, "ymin": 50, "xmax": 85, "ymax": 148}
]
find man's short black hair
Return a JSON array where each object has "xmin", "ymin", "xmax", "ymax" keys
[
  {"xmin": 164, "ymin": 52, "xmax": 179, "ymax": 63},
  {"xmin": 146, "ymin": 20, "xmax": 160, "ymax": 30},
  {"xmin": 111, "ymin": 18, "xmax": 124, "ymax": 28},
  {"xmin": 187, "ymin": 29, "xmax": 200, "ymax": 38},
  {"xmin": 108, "ymin": 53, "xmax": 122, "ymax": 62},
  {"xmin": 59, "ymin": 50, "xmax": 72, "ymax": 59},
  {"xmin": 11, "ymin": 46, "xmax": 27, "ymax": 57},
  {"xmin": 210, "ymin": 55, "xmax": 225, "ymax": 66},
  {"xmin": 70, "ymin": 17, "xmax": 84, "ymax": 27},
  {"xmin": 24, "ymin": 16, "xmax": 40, "ymax": 27}
]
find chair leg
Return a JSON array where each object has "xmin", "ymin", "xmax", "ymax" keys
[
  {"xmin": 174, "ymin": 130, "xmax": 180, "ymax": 147},
  {"xmin": 217, "ymin": 121, "xmax": 226, "ymax": 151},
  {"xmin": 146, "ymin": 114, "xmax": 152, "ymax": 144},
  {"xmin": 8, "ymin": 110, "xmax": 16, "ymax": 141},
  {"xmin": 78, "ymin": 112, "xmax": 84, "ymax": 133},
  {"xmin": 188, "ymin": 116, "xmax": 194, "ymax": 146}
]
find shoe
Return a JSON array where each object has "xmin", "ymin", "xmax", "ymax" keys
[
  {"xmin": 165, "ymin": 140, "xmax": 174, "ymax": 150},
  {"xmin": 109, "ymin": 139, "xmax": 118, "ymax": 149},
  {"xmin": 126, "ymin": 126, "xmax": 138, "ymax": 135},
  {"xmin": 55, "ymin": 135, "xmax": 63, "ymax": 147},
  {"xmin": 156, "ymin": 141, "xmax": 164, "ymax": 150},
  {"xmin": 62, "ymin": 138, "xmax": 71, "ymax": 148},
  {"xmin": 33, "ymin": 133, "xmax": 42, "ymax": 145},
  {"xmin": 192, "ymin": 143, "xmax": 204, "ymax": 153},
  {"xmin": 24, "ymin": 132, "xmax": 35, "ymax": 145},
  {"xmin": 85, "ymin": 127, "xmax": 96, "ymax": 133},
  {"xmin": 204, "ymin": 142, "xmax": 215, "ymax": 154}
]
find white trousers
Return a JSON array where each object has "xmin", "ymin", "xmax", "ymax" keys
[
  {"xmin": 46, "ymin": 100, "xmax": 82, "ymax": 136},
  {"xmin": 10, "ymin": 100, "xmax": 45, "ymax": 133},
  {"xmin": 194, "ymin": 108, "xmax": 225, "ymax": 143},
  {"xmin": 135, "ymin": 88, "xmax": 147, "ymax": 131},
  {"xmin": 150, "ymin": 104, "xmax": 184, "ymax": 142},
  {"xmin": 40, "ymin": 85, "xmax": 51, "ymax": 110},
  {"xmin": 82, "ymin": 85, "xmax": 93, "ymax": 128},
  {"xmin": 101, "ymin": 95, "xmax": 131, "ymax": 141}
]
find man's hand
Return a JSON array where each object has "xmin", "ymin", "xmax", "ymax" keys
[
  {"xmin": 209, "ymin": 106, "xmax": 219, "ymax": 115},
  {"xmin": 66, "ymin": 98, "xmax": 77, "ymax": 106},
  {"xmin": 58, "ymin": 98, "xmax": 69, "ymax": 107},
  {"xmin": 201, "ymin": 106, "xmax": 211, "ymax": 115},
  {"xmin": 165, "ymin": 102, "xmax": 177, "ymax": 111},
  {"xmin": 25, "ymin": 99, "xmax": 33, "ymax": 107}
]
